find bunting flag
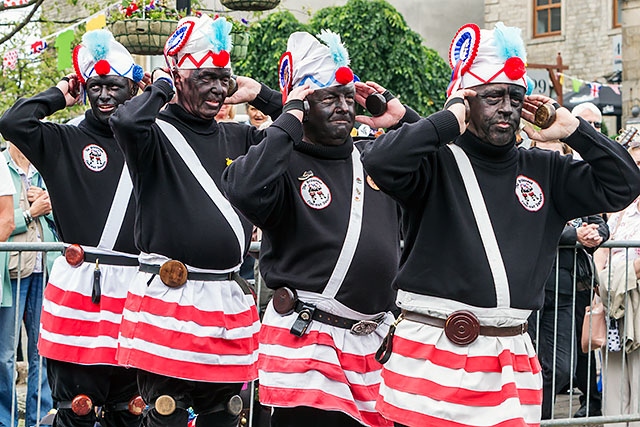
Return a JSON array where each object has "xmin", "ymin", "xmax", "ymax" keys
[
  {"xmin": 86, "ymin": 14, "xmax": 106, "ymax": 31},
  {"xmin": 559, "ymin": 72, "xmax": 620, "ymax": 96},
  {"xmin": 55, "ymin": 30, "xmax": 74, "ymax": 70},
  {"xmin": 4, "ymin": 0, "xmax": 29, "ymax": 6},
  {"xmin": 30, "ymin": 39, "xmax": 47, "ymax": 55},
  {"xmin": 572, "ymin": 78, "xmax": 582, "ymax": 93},
  {"xmin": 3, "ymin": 50, "xmax": 18, "ymax": 70},
  {"xmin": 0, "ymin": 1, "xmax": 116, "ymax": 73}
]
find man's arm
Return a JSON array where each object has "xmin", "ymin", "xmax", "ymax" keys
[
  {"xmin": 109, "ymin": 78, "xmax": 174, "ymax": 172},
  {"xmin": 222, "ymin": 87, "xmax": 310, "ymax": 228}
]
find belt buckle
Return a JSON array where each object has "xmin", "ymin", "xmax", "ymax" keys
[
  {"xmin": 444, "ymin": 310, "xmax": 480, "ymax": 345},
  {"xmin": 159, "ymin": 260, "xmax": 188, "ymax": 288},
  {"xmin": 350, "ymin": 320, "xmax": 379, "ymax": 336}
]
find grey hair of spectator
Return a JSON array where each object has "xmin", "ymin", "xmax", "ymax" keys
[{"xmin": 571, "ymin": 102, "xmax": 602, "ymax": 120}]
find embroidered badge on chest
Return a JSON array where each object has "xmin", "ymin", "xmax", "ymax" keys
[
  {"xmin": 82, "ymin": 144, "xmax": 108, "ymax": 172},
  {"xmin": 515, "ymin": 175, "xmax": 544, "ymax": 212},
  {"xmin": 300, "ymin": 176, "xmax": 332, "ymax": 209}
]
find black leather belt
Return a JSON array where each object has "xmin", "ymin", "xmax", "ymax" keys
[
  {"xmin": 294, "ymin": 301, "xmax": 385, "ymax": 336},
  {"xmin": 402, "ymin": 309, "xmax": 527, "ymax": 346},
  {"xmin": 83, "ymin": 252, "xmax": 139, "ymax": 266},
  {"xmin": 139, "ymin": 264, "xmax": 235, "ymax": 281}
]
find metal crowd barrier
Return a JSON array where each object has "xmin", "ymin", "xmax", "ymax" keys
[{"xmin": 2, "ymin": 240, "xmax": 640, "ymax": 426}]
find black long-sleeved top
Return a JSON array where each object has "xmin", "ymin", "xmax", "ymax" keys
[
  {"xmin": 361, "ymin": 110, "xmax": 640, "ymax": 310},
  {"xmin": 0, "ymin": 88, "xmax": 137, "ymax": 254},
  {"xmin": 110, "ymin": 80, "xmax": 282, "ymax": 269},
  {"xmin": 222, "ymin": 113, "xmax": 400, "ymax": 314}
]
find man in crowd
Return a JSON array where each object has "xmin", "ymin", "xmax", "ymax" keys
[
  {"xmin": 0, "ymin": 30, "xmax": 145, "ymax": 427},
  {"xmin": 571, "ymin": 102, "xmax": 607, "ymax": 418},
  {"xmin": 527, "ymin": 138, "xmax": 608, "ymax": 419},
  {"xmin": 360, "ymin": 22, "xmax": 640, "ymax": 426},
  {"xmin": 1, "ymin": 141, "xmax": 58, "ymax": 427},
  {"xmin": 109, "ymin": 15, "xmax": 282, "ymax": 427},
  {"xmin": 222, "ymin": 30, "xmax": 402, "ymax": 427}
]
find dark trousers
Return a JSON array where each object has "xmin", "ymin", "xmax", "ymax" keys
[
  {"xmin": 528, "ymin": 290, "xmax": 576, "ymax": 419},
  {"xmin": 574, "ymin": 289, "xmax": 602, "ymax": 413},
  {"xmin": 47, "ymin": 359, "xmax": 141, "ymax": 427},
  {"xmin": 270, "ymin": 407, "xmax": 363, "ymax": 427},
  {"xmin": 137, "ymin": 370, "xmax": 241, "ymax": 427}
]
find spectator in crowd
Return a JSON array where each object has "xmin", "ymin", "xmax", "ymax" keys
[
  {"xmin": 0, "ymin": 142, "xmax": 59, "ymax": 427},
  {"xmin": 527, "ymin": 139, "xmax": 608, "ymax": 419},
  {"xmin": 109, "ymin": 15, "xmax": 282, "ymax": 427},
  {"xmin": 571, "ymin": 102, "xmax": 607, "ymax": 418},
  {"xmin": 216, "ymin": 104, "xmax": 237, "ymax": 122},
  {"xmin": 360, "ymin": 22, "xmax": 640, "ymax": 427},
  {"xmin": 0, "ymin": 157, "xmax": 15, "ymax": 312},
  {"xmin": 0, "ymin": 30, "xmax": 145, "ymax": 427},
  {"xmin": 223, "ymin": 30, "xmax": 402, "ymax": 427},
  {"xmin": 594, "ymin": 144, "xmax": 640, "ymax": 427},
  {"xmin": 0, "ymin": 157, "xmax": 15, "ymax": 243},
  {"xmin": 246, "ymin": 104, "xmax": 272, "ymax": 128}
]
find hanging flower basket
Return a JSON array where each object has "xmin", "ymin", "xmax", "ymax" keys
[
  {"xmin": 231, "ymin": 31, "xmax": 250, "ymax": 60},
  {"xmin": 220, "ymin": 0, "xmax": 280, "ymax": 11},
  {"xmin": 108, "ymin": 19, "xmax": 178, "ymax": 56}
]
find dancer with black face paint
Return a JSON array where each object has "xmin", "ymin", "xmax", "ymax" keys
[{"xmin": 0, "ymin": 30, "xmax": 146, "ymax": 427}]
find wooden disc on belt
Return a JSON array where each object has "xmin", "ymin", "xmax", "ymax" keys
[
  {"xmin": 273, "ymin": 287, "xmax": 297, "ymax": 314},
  {"xmin": 71, "ymin": 394, "xmax": 93, "ymax": 416},
  {"xmin": 444, "ymin": 310, "xmax": 480, "ymax": 346},
  {"xmin": 154, "ymin": 395, "xmax": 176, "ymax": 416},
  {"xmin": 128, "ymin": 395, "xmax": 146, "ymax": 416},
  {"xmin": 159, "ymin": 260, "xmax": 188, "ymax": 288},
  {"xmin": 65, "ymin": 244, "xmax": 85, "ymax": 267}
]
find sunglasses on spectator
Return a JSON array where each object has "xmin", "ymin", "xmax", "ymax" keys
[{"xmin": 588, "ymin": 121, "xmax": 602, "ymax": 129}]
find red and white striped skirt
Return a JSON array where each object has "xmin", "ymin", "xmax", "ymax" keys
[
  {"xmin": 376, "ymin": 315, "xmax": 542, "ymax": 427},
  {"xmin": 116, "ymin": 259, "xmax": 260, "ymax": 383},
  {"xmin": 258, "ymin": 301, "xmax": 394, "ymax": 427},
  {"xmin": 38, "ymin": 255, "xmax": 138, "ymax": 365}
]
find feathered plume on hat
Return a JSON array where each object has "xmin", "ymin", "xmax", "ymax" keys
[
  {"xmin": 446, "ymin": 22, "xmax": 531, "ymax": 97},
  {"xmin": 73, "ymin": 29, "xmax": 144, "ymax": 85},
  {"xmin": 278, "ymin": 30, "xmax": 355, "ymax": 103},
  {"xmin": 164, "ymin": 14, "xmax": 233, "ymax": 69}
]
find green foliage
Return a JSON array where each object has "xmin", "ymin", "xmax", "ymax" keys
[
  {"xmin": 0, "ymin": 23, "xmax": 86, "ymax": 123},
  {"xmin": 308, "ymin": 0, "xmax": 449, "ymax": 116},
  {"xmin": 233, "ymin": 11, "xmax": 308, "ymax": 90}
]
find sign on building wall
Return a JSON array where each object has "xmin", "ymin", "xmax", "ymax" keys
[
  {"xmin": 527, "ymin": 69, "xmax": 553, "ymax": 97},
  {"xmin": 613, "ymin": 34, "xmax": 622, "ymax": 72}
]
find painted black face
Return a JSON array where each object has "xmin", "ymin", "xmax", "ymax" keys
[
  {"xmin": 86, "ymin": 75, "xmax": 135, "ymax": 125},
  {"xmin": 175, "ymin": 68, "xmax": 232, "ymax": 120},
  {"xmin": 467, "ymin": 83, "xmax": 525, "ymax": 146},
  {"xmin": 302, "ymin": 84, "xmax": 356, "ymax": 146}
]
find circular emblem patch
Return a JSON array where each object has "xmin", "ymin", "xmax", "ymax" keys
[
  {"xmin": 300, "ymin": 176, "xmax": 331, "ymax": 209},
  {"xmin": 515, "ymin": 175, "xmax": 544, "ymax": 212},
  {"xmin": 82, "ymin": 144, "xmax": 108, "ymax": 172}
]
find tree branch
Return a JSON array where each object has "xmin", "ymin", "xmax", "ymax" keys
[{"xmin": 0, "ymin": 0, "xmax": 47, "ymax": 47}]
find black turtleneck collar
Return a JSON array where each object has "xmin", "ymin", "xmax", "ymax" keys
[
  {"xmin": 164, "ymin": 103, "xmax": 219, "ymax": 135},
  {"xmin": 294, "ymin": 137, "xmax": 354, "ymax": 160},
  {"xmin": 455, "ymin": 130, "xmax": 517, "ymax": 164},
  {"xmin": 82, "ymin": 110, "xmax": 114, "ymax": 138}
]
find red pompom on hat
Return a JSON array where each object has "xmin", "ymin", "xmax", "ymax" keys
[
  {"xmin": 335, "ymin": 66, "xmax": 354, "ymax": 85},
  {"xmin": 94, "ymin": 59, "xmax": 111, "ymax": 76},
  {"xmin": 504, "ymin": 56, "xmax": 526, "ymax": 80},
  {"xmin": 212, "ymin": 50, "xmax": 230, "ymax": 68}
]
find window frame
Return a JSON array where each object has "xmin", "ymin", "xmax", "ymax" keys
[
  {"xmin": 613, "ymin": 0, "xmax": 622, "ymax": 28},
  {"xmin": 533, "ymin": 0, "xmax": 562, "ymax": 38}
]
